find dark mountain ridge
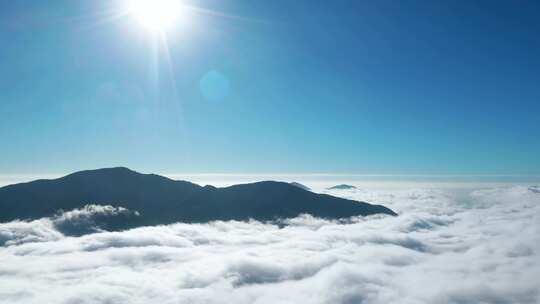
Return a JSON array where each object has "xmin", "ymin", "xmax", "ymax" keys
[{"xmin": 0, "ymin": 167, "xmax": 396, "ymax": 230}]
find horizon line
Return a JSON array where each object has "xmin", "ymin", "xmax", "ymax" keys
[{"xmin": 1, "ymin": 172, "xmax": 540, "ymax": 178}]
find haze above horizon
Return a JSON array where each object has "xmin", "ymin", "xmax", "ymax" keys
[{"xmin": 1, "ymin": 168, "xmax": 538, "ymax": 189}]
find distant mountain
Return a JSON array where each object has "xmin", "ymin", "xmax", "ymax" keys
[
  {"xmin": 289, "ymin": 182, "xmax": 311, "ymax": 191},
  {"xmin": 327, "ymin": 184, "xmax": 357, "ymax": 190},
  {"xmin": 0, "ymin": 168, "xmax": 396, "ymax": 231}
]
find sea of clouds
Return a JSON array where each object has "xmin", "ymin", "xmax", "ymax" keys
[{"xmin": 0, "ymin": 184, "xmax": 539, "ymax": 304}]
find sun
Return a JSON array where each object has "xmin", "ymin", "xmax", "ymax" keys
[{"xmin": 127, "ymin": 0, "xmax": 184, "ymax": 32}]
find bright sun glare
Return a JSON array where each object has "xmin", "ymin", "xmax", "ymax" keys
[{"xmin": 127, "ymin": 0, "xmax": 183, "ymax": 32}]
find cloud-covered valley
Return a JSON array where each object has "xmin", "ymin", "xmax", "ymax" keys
[{"xmin": 1, "ymin": 185, "xmax": 539, "ymax": 304}]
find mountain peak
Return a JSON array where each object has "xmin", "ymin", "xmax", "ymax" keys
[{"xmin": 65, "ymin": 166, "xmax": 140, "ymax": 177}]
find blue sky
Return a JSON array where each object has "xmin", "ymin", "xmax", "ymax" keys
[{"xmin": 1, "ymin": 0, "xmax": 539, "ymax": 175}]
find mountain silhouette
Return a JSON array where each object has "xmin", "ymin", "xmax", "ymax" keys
[
  {"xmin": 0, "ymin": 167, "xmax": 396, "ymax": 230},
  {"xmin": 327, "ymin": 184, "xmax": 357, "ymax": 190}
]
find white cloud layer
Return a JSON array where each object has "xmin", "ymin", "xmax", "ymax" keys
[{"xmin": 0, "ymin": 185, "xmax": 539, "ymax": 303}]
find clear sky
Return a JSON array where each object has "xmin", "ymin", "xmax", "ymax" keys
[{"xmin": 1, "ymin": 0, "xmax": 539, "ymax": 175}]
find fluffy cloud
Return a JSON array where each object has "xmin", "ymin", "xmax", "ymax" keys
[
  {"xmin": 0, "ymin": 205, "xmax": 139, "ymax": 246},
  {"xmin": 0, "ymin": 186, "xmax": 539, "ymax": 303},
  {"xmin": 52, "ymin": 204, "xmax": 140, "ymax": 236}
]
